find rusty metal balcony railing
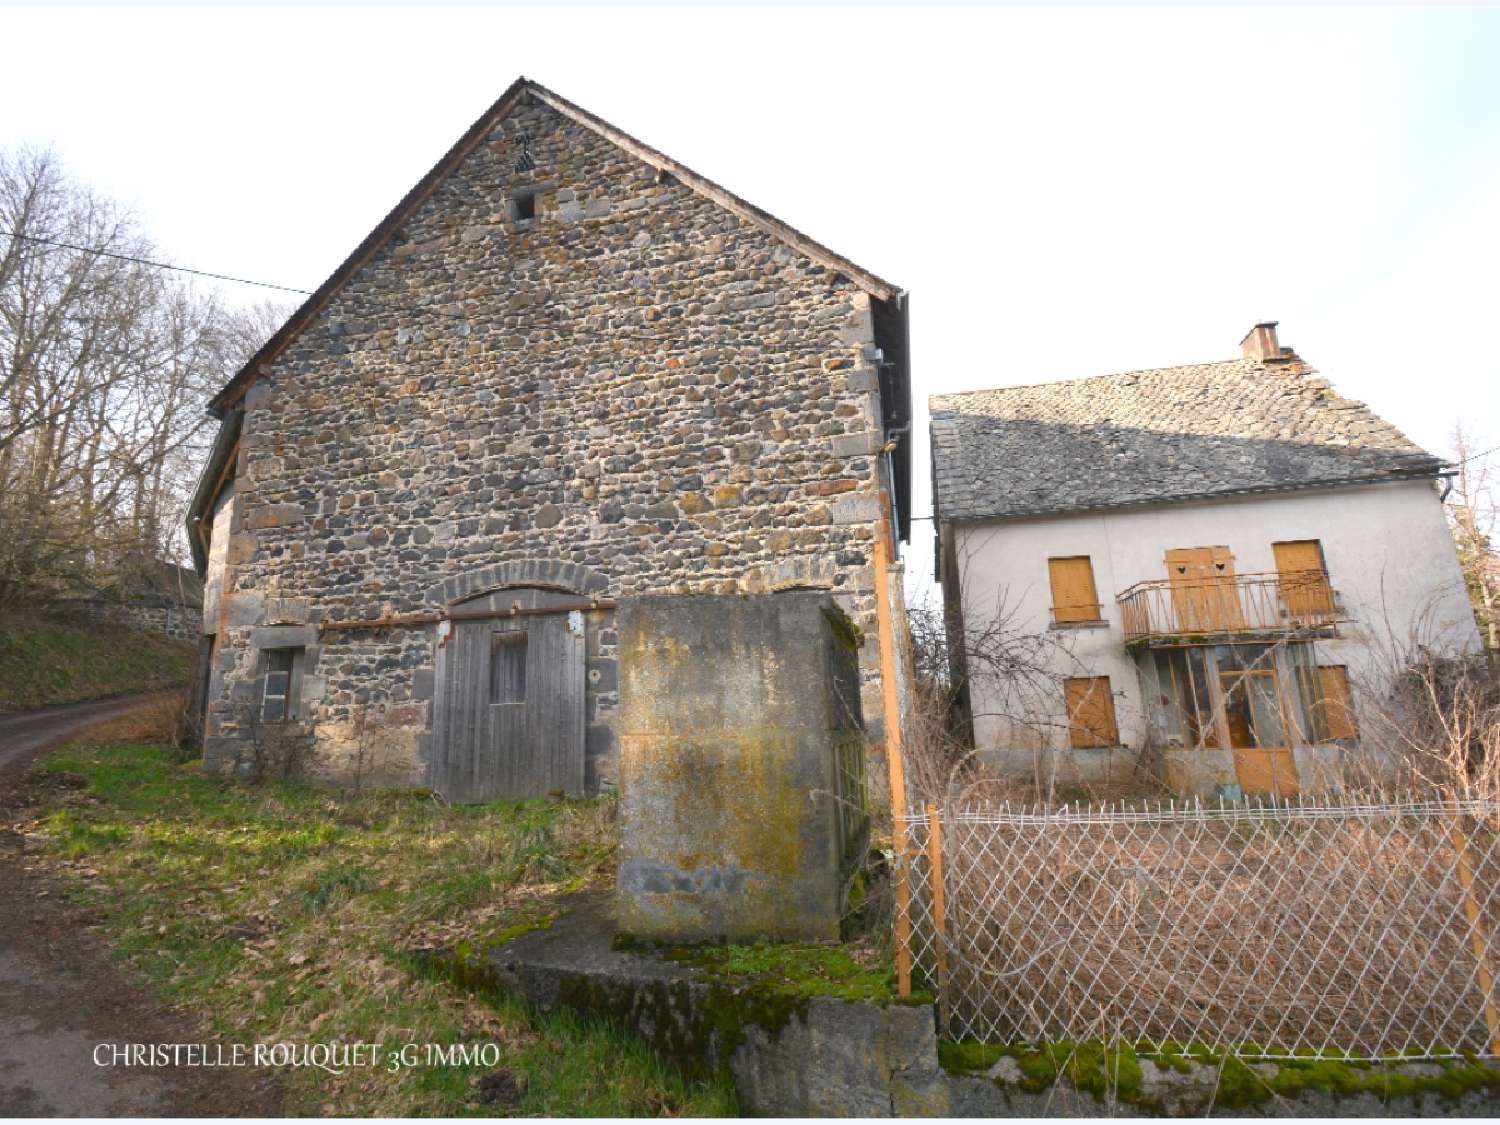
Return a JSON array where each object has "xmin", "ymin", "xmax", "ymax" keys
[{"xmin": 1116, "ymin": 570, "xmax": 1342, "ymax": 646}]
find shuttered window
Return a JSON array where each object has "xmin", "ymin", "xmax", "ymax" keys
[
  {"xmin": 1316, "ymin": 665, "xmax": 1358, "ymax": 741},
  {"xmin": 1065, "ymin": 676, "xmax": 1119, "ymax": 748},
  {"xmin": 1273, "ymin": 540, "xmax": 1335, "ymax": 620},
  {"xmin": 1049, "ymin": 556, "xmax": 1101, "ymax": 624}
]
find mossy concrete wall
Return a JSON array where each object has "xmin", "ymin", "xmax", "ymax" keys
[
  {"xmin": 464, "ymin": 892, "xmax": 945, "ymax": 1117},
  {"xmin": 616, "ymin": 591, "xmax": 865, "ymax": 942},
  {"xmin": 450, "ymin": 895, "xmax": 1500, "ymax": 1118},
  {"xmin": 941, "ymin": 1049, "xmax": 1500, "ymax": 1117}
]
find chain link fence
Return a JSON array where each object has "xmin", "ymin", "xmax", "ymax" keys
[{"xmin": 900, "ymin": 798, "xmax": 1500, "ymax": 1060}]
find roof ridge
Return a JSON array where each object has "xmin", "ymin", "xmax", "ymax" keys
[
  {"xmin": 928, "ymin": 347, "xmax": 1443, "ymax": 524},
  {"xmin": 930, "ymin": 355, "xmax": 1260, "ymax": 404},
  {"xmin": 208, "ymin": 77, "xmax": 902, "ymax": 415}
]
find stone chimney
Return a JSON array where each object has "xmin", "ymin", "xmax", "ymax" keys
[{"xmin": 1240, "ymin": 321, "xmax": 1280, "ymax": 362}]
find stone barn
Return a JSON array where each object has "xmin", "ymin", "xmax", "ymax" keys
[{"xmin": 187, "ymin": 77, "xmax": 913, "ymax": 798}]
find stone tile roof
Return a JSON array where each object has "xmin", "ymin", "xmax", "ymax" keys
[{"xmin": 929, "ymin": 356, "xmax": 1444, "ymax": 523}]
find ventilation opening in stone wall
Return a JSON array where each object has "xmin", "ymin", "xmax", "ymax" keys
[{"xmin": 511, "ymin": 192, "xmax": 536, "ymax": 222}]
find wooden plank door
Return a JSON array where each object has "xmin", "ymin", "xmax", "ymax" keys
[
  {"xmin": 434, "ymin": 611, "xmax": 585, "ymax": 803},
  {"xmin": 433, "ymin": 617, "xmax": 489, "ymax": 803},
  {"xmin": 1166, "ymin": 547, "xmax": 1243, "ymax": 633},
  {"xmin": 502, "ymin": 612, "xmax": 586, "ymax": 798},
  {"xmin": 1273, "ymin": 540, "xmax": 1335, "ymax": 623}
]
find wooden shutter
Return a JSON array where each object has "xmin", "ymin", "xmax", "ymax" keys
[
  {"xmin": 1166, "ymin": 546, "xmax": 1242, "ymax": 631},
  {"xmin": 1274, "ymin": 540, "xmax": 1335, "ymax": 620},
  {"xmin": 1065, "ymin": 676, "xmax": 1118, "ymax": 749},
  {"xmin": 1049, "ymin": 557, "xmax": 1101, "ymax": 624},
  {"xmin": 1316, "ymin": 665, "xmax": 1358, "ymax": 740}
]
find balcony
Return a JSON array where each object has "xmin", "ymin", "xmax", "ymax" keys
[{"xmin": 1116, "ymin": 570, "xmax": 1342, "ymax": 647}]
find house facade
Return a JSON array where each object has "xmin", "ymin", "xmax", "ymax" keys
[
  {"xmin": 931, "ymin": 323, "xmax": 1480, "ymax": 797},
  {"xmin": 187, "ymin": 79, "xmax": 912, "ymax": 799}
]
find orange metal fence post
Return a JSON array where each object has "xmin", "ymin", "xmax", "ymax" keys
[
  {"xmin": 873, "ymin": 512, "xmax": 912, "ymax": 998},
  {"xmin": 926, "ymin": 802, "xmax": 949, "ymax": 1029}
]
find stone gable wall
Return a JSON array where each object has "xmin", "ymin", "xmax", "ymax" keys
[{"xmin": 204, "ymin": 93, "xmax": 898, "ymax": 790}]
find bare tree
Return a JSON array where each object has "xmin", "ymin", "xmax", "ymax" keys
[
  {"xmin": 0, "ymin": 146, "xmax": 289, "ymax": 611},
  {"xmin": 1447, "ymin": 424, "xmax": 1499, "ymax": 652}
]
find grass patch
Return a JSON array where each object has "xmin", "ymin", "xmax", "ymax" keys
[
  {"xmin": 0, "ymin": 624, "xmax": 194, "ymax": 711},
  {"xmin": 27, "ymin": 740, "xmax": 736, "ymax": 1116}
]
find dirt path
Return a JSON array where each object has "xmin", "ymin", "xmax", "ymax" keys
[
  {"xmin": 0, "ymin": 696, "xmax": 283, "ymax": 1116},
  {"xmin": 0, "ymin": 693, "xmax": 168, "ymax": 773}
]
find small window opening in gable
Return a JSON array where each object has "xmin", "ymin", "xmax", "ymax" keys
[
  {"xmin": 261, "ymin": 646, "xmax": 305, "ymax": 723},
  {"xmin": 511, "ymin": 192, "xmax": 537, "ymax": 223}
]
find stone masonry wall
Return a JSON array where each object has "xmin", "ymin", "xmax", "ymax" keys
[
  {"xmin": 51, "ymin": 598, "xmax": 201, "ymax": 643},
  {"xmin": 203, "ymin": 91, "xmax": 899, "ymax": 791}
]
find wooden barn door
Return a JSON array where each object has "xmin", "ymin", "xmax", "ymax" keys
[{"xmin": 433, "ymin": 606, "xmax": 585, "ymax": 803}]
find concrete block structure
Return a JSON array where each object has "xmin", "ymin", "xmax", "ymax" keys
[{"xmin": 614, "ymin": 591, "xmax": 868, "ymax": 942}]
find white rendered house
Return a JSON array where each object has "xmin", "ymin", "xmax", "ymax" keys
[{"xmin": 930, "ymin": 323, "xmax": 1481, "ymax": 797}]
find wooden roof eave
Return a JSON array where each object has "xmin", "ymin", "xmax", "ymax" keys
[{"xmin": 185, "ymin": 407, "xmax": 243, "ymax": 574}]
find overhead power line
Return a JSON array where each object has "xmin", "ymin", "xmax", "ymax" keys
[
  {"xmin": 1454, "ymin": 442, "xmax": 1500, "ymax": 468},
  {"xmin": 0, "ymin": 227, "xmax": 791, "ymax": 349},
  {"xmin": 0, "ymin": 229, "xmax": 314, "ymax": 296}
]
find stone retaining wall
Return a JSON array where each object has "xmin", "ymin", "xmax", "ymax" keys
[
  {"xmin": 50, "ymin": 598, "xmax": 201, "ymax": 643},
  {"xmin": 442, "ymin": 894, "xmax": 1500, "ymax": 1117}
]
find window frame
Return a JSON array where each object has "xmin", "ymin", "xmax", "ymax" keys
[
  {"xmin": 259, "ymin": 645, "xmax": 305, "ymax": 724},
  {"xmin": 1048, "ymin": 555, "xmax": 1103, "ymax": 626}
]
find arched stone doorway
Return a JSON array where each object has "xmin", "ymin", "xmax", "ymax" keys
[{"xmin": 428, "ymin": 566, "xmax": 607, "ymax": 803}]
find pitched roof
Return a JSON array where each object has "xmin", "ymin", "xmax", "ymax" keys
[
  {"xmin": 929, "ymin": 355, "xmax": 1445, "ymax": 524},
  {"xmin": 207, "ymin": 77, "xmax": 902, "ymax": 416}
]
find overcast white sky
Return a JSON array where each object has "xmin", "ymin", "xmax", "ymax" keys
[{"xmin": 5, "ymin": 3, "xmax": 1498, "ymax": 586}]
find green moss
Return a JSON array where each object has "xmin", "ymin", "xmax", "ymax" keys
[
  {"xmin": 487, "ymin": 913, "xmax": 556, "ymax": 948},
  {"xmin": 1067, "ymin": 1040, "xmax": 1143, "ymax": 1102},
  {"xmin": 940, "ymin": 1039, "xmax": 1500, "ymax": 1110},
  {"xmin": 938, "ymin": 1041, "xmax": 1006, "ymax": 1073},
  {"xmin": 938, "ymin": 1041, "xmax": 1064, "ymax": 1092},
  {"xmin": 665, "ymin": 939, "xmax": 897, "ymax": 1004},
  {"xmin": 821, "ymin": 606, "xmax": 864, "ymax": 651},
  {"xmin": 415, "ymin": 907, "xmax": 560, "ymax": 996}
]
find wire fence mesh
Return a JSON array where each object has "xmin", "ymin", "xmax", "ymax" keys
[{"xmin": 900, "ymin": 798, "xmax": 1500, "ymax": 1060}]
